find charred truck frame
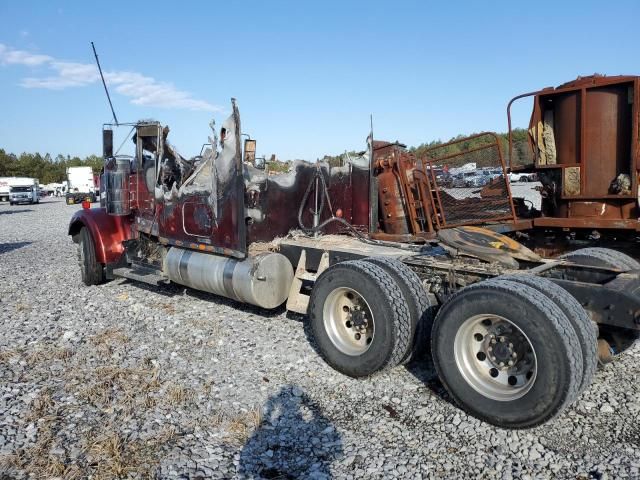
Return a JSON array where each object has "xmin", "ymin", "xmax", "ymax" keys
[
  {"xmin": 506, "ymin": 75, "xmax": 640, "ymax": 253},
  {"xmin": 69, "ymin": 99, "xmax": 640, "ymax": 428}
]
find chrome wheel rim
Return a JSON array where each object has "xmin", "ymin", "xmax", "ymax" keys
[
  {"xmin": 323, "ymin": 287, "xmax": 375, "ymax": 356},
  {"xmin": 454, "ymin": 314, "xmax": 537, "ymax": 401}
]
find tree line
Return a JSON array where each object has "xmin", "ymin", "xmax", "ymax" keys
[
  {"xmin": 0, "ymin": 128, "xmax": 533, "ymax": 182},
  {"xmin": 0, "ymin": 150, "xmax": 103, "ymax": 184},
  {"xmin": 322, "ymin": 128, "xmax": 533, "ymax": 169}
]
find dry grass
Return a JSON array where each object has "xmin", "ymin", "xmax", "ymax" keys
[
  {"xmin": 2, "ymin": 407, "xmax": 78, "ymax": 479},
  {"xmin": 87, "ymin": 426, "xmax": 178, "ymax": 480},
  {"xmin": 0, "ymin": 348, "xmax": 20, "ymax": 363},
  {"xmin": 25, "ymin": 345, "xmax": 74, "ymax": 367},
  {"xmin": 25, "ymin": 388, "xmax": 54, "ymax": 422},
  {"xmin": 89, "ymin": 433, "xmax": 135, "ymax": 479},
  {"xmin": 165, "ymin": 383, "xmax": 195, "ymax": 406},
  {"xmin": 79, "ymin": 365, "xmax": 160, "ymax": 409},
  {"xmin": 14, "ymin": 302, "xmax": 31, "ymax": 312},
  {"xmin": 223, "ymin": 408, "xmax": 263, "ymax": 446},
  {"xmin": 90, "ymin": 328, "xmax": 129, "ymax": 347},
  {"xmin": 183, "ymin": 317, "xmax": 222, "ymax": 348},
  {"xmin": 89, "ymin": 328, "xmax": 130, "ymax": 357},
  {"xmin": 159, "ymin": 302, "xmax": 176, "ymax": 314},
  {"xmin": 202, "ymin": 379, "xmax": 214, "ymax": 396}
]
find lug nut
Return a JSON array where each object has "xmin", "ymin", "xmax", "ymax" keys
[
  {"xmin": 499, "ymin": 362, "xmax": 504, "ymax": 367},
  {"xmin": 508, "ymin": 360, "xmax": 514, "ymax": 366},
  {"xmin": 491, "ymin": 339, "xmax": 496, "ymax": 345},
  {"xmin": 500, "ymin": 337, "xmax": 506, "ymax": 343},
  {"xmin": 508, "ymin": 342, "xmax": 513, "ymax": 348}
]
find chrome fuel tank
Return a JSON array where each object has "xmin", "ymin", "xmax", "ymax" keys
[{"xmin": 164, "ymin": 248, "xmax": 294, "ymax": 309}]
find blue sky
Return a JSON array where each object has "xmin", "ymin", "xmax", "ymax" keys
[{"xmin": 0, "ymin": 0, "xmax": 638, "ymax": 160}]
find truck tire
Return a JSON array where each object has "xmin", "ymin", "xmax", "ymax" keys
[
  {"xmin": 561, "ymin": 247, "xmax": 640, "ymax": 355},
  {"xmin": 309, "ymin": 260, "xmax": 412, "ymax": 377},
  {"xmin": 75, "ymin": 227, "xmax": 105, "ymax": 286},
  {"xmin": 486, "ymin": 275, "xmax": 597, "ymax": 397},
  {"xmin": 431, "ymin": 279, "xmax": 583, "ymax": 428},
  {"xmin": 363, "ymin": 256, "xmax": 433, "ymax": 363},
  {"xmin": 561, "ymin": 247, "xmax": 640, "ymax": 271},
  {"xmin": 520, "ymin": 177, "xmax": 529, "ymax": 183}
]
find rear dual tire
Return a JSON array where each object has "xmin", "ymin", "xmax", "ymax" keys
[
  {"xmin": 432, "ymin": 280, "xmax": 583, "ymax": 428},
  {"xmin": 486, "ymin": 275, "xmax": 597, "ymax": 397},
  {"xmin": 362, "ymin": 256, "xmax": 433, "ymax": 364}
]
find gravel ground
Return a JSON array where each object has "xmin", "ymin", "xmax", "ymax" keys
[{"xmin": 0, "ymin": 198, "xmax": 639, "ymax": 480}]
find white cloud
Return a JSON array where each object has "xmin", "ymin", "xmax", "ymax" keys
[
  {"xmin": 0, "ymin": 44, "xmax": 52, "ymax": 66},
  {"xmin": 0, "ymin": 43, "xmax": 220, "ymax": 112}
]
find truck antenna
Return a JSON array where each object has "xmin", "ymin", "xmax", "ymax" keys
[{"xmin": 91, "ymin": 41, "xmax": 119, "ymax": 126}]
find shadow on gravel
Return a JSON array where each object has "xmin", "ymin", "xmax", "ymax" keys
[
  {"xmin": 404, "ymin": 355, "xmax": 455, "ymax": 407},
  {"xmin": 0, "ymin": 209, "xmax": 33, "ymax": 215},
  {"xmin": 0, "ymin": 241, "xmax": 32, "ymax": 255},
  {"xmin": 299, "ymin": 314, "xmax": 456, "ymax": 409},
  {"xmin": 118, "ymin": 279, "xmax": 287, "ymax": 319},
  {"xmin": 238, "ymin": 385, "xmax": 343, "ymax": 479}
]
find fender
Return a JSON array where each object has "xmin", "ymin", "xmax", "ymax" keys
[{"xmin": 68, "ymin": 208, "xmax": 133, "ymax": 264}]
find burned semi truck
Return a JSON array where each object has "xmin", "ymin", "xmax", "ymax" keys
[{"xmin": 69, "ymin": 99, "xmax": 640, "ymax": 428}]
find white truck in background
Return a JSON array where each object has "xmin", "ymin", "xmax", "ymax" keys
[
  {"xmin": 0, "ymin": 178, "xmax": 10, "ymax": 202},
  {"xmin": 0, "ymin": 177, "xmax": 40, "ymax": 205},
  {"xmin": 66, "ymin": 166, "xmax": 97, "ymax": 204}
]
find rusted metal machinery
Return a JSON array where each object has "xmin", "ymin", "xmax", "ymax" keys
[
  {"xmin": 69, "ymin": 99, "xmax": 640, "ymax": 429},
  {"xmin": 507, "ymin": 75, "xmax": 640, "ymax": 240},
  {"xmin": 369, "ymin": 133, "xmax": 520, "ymax": 242}
]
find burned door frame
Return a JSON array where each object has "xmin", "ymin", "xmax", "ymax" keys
[
  {"xmin": 133, "ymin": 122, "xmax": 163, "ymax": 236},
  {"xmin": 156, "ymin": 99, "xmax": 247, "ymax": 259}
]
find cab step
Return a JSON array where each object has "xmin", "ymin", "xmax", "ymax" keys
[{"xmin": 112, "ymin": 265, "xmax": 169, "ymax": 286}]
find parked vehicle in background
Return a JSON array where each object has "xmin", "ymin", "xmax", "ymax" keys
[
  {"xmin": 0, "ymin": 178, "xmax": 10, "ymax": 202},
  {"xmin": 66, "ymin": 166, "xmax": 97, "ymax": 205},
  {"xmin": 508, "ymin": 170, "xmax": 538, "ymax": 183},
  {"xmin": 451, "ymin": 172, "xmax": 478, "ymax": 187},
  {"xmin": 7, "ymin": 177, "xmax": 39, "ymax": 205}
]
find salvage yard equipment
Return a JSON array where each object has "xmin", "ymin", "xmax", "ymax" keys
[
  {"xmin": 505, "ymin": 75, "xmax": 640, "ymax": 251},
  {"xmin": 69, "ymin": 99, "xmax": 640, "ymax": 428}
]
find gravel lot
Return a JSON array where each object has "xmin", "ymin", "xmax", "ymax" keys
[{"xmin": 0, "ymin": 198, "xmax": 639, "ymax": 479}]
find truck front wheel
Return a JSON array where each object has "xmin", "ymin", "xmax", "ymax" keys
[
  {"xmin": 75, "ymin": 226, "xmax": 105, "ymax": 286},
  {"xmin": 432, "ymin": 279, "xmax": 582, "ymax": 428},
  {"xmin": 309, "ymin": 260, "xmax": 412, "ymax": 377}
]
